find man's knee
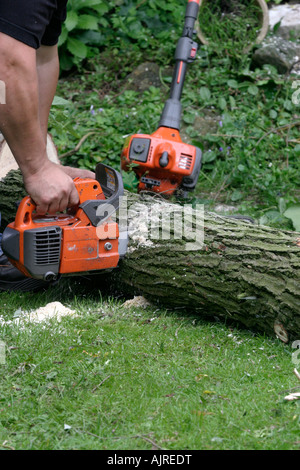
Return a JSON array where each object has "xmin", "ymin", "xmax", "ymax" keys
[{"xmin": 36, "ymin": 44, "xmax": 59, "ymax": 66}]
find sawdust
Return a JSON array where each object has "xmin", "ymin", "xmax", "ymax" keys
[
  {"xmin": 0, "ymin": 301, "xmax": 78, "ymax": 330},
  {"xmin": 122, "ymin": 296, "xmax": 152, "ymax": 309},
  {"xmin": 25, "ymin": 302, "xmax": 77, "ymax": 323}
]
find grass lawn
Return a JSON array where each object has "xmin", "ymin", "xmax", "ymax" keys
[{"xmin": 0, "ymin": 278, "xmax": 299, "ymax": 450}]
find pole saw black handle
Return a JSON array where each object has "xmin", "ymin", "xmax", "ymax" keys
[
  {"xmin": 183, "ymin": 0, "xmax": 201, "ymax": 38},
  {"xmin": 159, "ymin": 0, "xmax": 200, "ymax": 131}
]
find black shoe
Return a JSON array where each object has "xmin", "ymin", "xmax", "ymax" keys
[{"xmin": 0, "ymin": 253, "xmax": 49, "ymax": 292}]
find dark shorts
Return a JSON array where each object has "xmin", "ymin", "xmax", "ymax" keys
[{"xmin": 0, "ymin": 0, "xmax": 68, "ymax": 49}]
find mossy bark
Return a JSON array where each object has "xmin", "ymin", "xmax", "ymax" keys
[
  {"xmin": 0, "ymin": 170, "xmax": 26, "ymax": 228},
  {"xmin": 114, "ymin": 192, "xmax": 300, "ymax": 343},
  {"xmin": 1, "ymin": 170, "xmax": 300, "ymax": 342}
]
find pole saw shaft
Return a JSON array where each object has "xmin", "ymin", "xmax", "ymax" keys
[
  {"xmin": 121, "ymin": 0, "xmax": 202, "ymax": 196},
  {"xmin": 159, "ymin": 0, "xmax": 200, "ymax": 130}
]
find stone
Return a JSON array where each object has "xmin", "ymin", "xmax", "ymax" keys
[
  {"xmin": 123, "ymin": 61, "xmax": 172, "ymax": 93},
  {"xmin": 269, "ymin": 3, "xmax": 300, "ymax": 40},
  {"xmin": 252, "ymin": 36, "xmax": 300, "ymax": 73}
]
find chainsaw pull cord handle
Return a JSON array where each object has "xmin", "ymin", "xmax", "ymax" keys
[{"xmin": 159, "ymin": 0, "xmax": 200, "ymax": 131}]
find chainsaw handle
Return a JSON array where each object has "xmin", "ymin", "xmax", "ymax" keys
[
  {"xmin": 13, "ymin": 163, "xmax": 124, "ymax": 229},
  {"xmin": 14, "ymin": 196, "xmax": 37, "ymax": 228},
  {"xmin": 13, "ymin": 177, "xmax": 100, "ymax": 228}
]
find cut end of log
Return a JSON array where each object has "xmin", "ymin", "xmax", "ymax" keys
[
  {"xmin": 274, "ymin": 321, "xmax": 289, "ymax": 343},
  {"xmin": 0, "ymin": 133, "xmax": 60, "ymax": 180}
]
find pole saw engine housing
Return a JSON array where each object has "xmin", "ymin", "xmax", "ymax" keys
[
  {"xmin": 121, "ymin": 0, "xmax": 202, "ymax": 197},
  {"xmin": 2, "ymin": 163, "xmax": 127, "ymax": 281}
]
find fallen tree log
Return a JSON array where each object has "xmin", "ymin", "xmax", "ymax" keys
[
  {"xmin": 1, "ymin": 171, "xmax": 300, "ymax": 342},
  {"xmin": 113, "ymin": 192, "xmax": 300, "ymax": 343}
]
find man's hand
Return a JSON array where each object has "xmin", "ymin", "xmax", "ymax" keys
[
  {"xmin": 24, "ymin": 161, "xmax": 80, "ymax": 215},
  {"xmin": 60, "ymin": 165, "xmax": 95, "ymax": 180}
]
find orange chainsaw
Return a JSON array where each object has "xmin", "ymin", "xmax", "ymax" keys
[
  {"xmin": 2, "ymin": 163, "xmax": 127, "ymax": 281},
  {"xmin": 121, "ymin": 0, "xmax": 202, "ymax": 197}
]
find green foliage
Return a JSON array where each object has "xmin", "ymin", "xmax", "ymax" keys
[
  {"xmin": 58, "ymin": 0, "xmax": 111, "ymax": 70},
  {"xmin": 178, "ymin": 52, "xmax": 300, "ymax": 227},
  {"xmin": 50, "ymin": 42, "xmax": 300, "ymax": 229},
  {"xmin": 198, "ymin": 0, "xmax": 264, "ymax": 59},
  {"xmin": 58, "ymin": 0, "xmax": 186, "ymax": 71}
]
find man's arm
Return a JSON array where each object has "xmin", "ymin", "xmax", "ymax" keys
[{"xmin": 0, "ymin": 33, "xmax": 79, "ymax": 215}]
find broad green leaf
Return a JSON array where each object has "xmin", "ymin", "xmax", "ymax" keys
[
  {"xmin": 67, "ymin": 37, "xmax": 88, "ymax": 59},
  {"xmin": 52, "ymin": 96, "xmax": 70, "ymax": 106},
  {"xmin": 227, "ymin": 79, "xmax": 238, "ymax": 89},
  {"xmin": 58, "ymin": 25, "xmax": 68, "ymax": 46},
  {"xmin": 283, "ymin": 99, "xmax": 293, "ymax": 111},
  {"xmin": 260, "ymin": 210, "xmax": 293, "ymax": 230},
  {"xmin": 247, "ymin": 85, "xmax": 259, "ymax": 96},
  {"xmin": 202, "ymin": 150, "xmax": 217, "ymax": 163},
  {"xmin": 218, "ymin": 97, "xmax": 227, "ymax": 110},
  {"xmin": 273, "ymin": 20, "xmax": 282, "ymax": 33},
  {"xmin": 183, "ymin": 113, "xmax": 195, "ymax": 124},
  {"xmin": 77, "ymin": 14, "xmax": 99, "ymax": 30},
  {"xmin": 91, "ymin": 3, "xmax": 110, "ymax": 15},
  {"xmin": 65, "ymin": 10, "xmax": 78, "ymax": 31},
  {"xmin": 229, "ymin": 96, "xmax": 236, "ymax": 110},
  {"xmin": 284, "ymin": 205, "xmax": 300, "ymax": 231},
  {"xmin": 199, "ymin": 86, "xmax": 211, "ymax": 102},
  {"xmin": 231, "ymin": 190, "xmax": 243, "ymax": 202}
]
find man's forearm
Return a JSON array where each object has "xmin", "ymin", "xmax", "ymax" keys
[{"xmin": 0, "ymin": 36, "xmax": 49, "ymax": 177}]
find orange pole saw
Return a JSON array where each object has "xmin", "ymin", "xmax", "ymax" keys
[
  {"xmin": 121, "ymin": 0, "xmax": 202, "ymax": 197},
  {"xmin": 2, "ymin": 163, "xmax": 127, "ymax": 281}
]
